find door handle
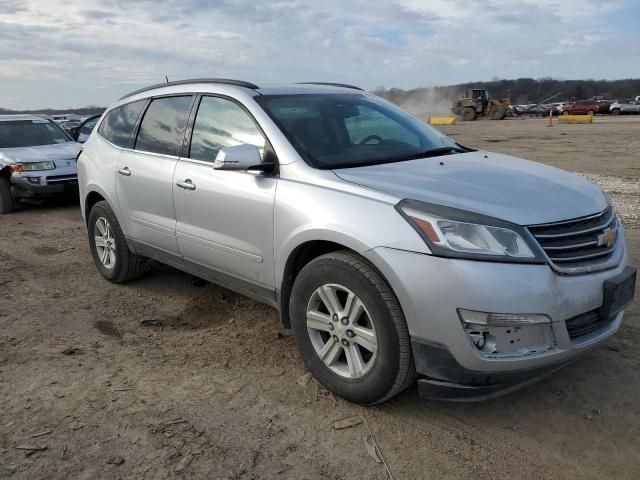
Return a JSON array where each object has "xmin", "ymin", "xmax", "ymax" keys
[
  {"xmin": 176, "ymin": 179, "xmax": 196, "ymax": 191},
  {"xmin": 118, "ymin": 167, "xmax": 131, "ymax": 176}
]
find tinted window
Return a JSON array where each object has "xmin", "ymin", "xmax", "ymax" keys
[
  {"xmin": 256, "ymin": 94, "xmax": 457, "ymax": 169},
  {"xmin": 344, "ymin": 105, "xmax": 420, "ymax": 147},
  {"xmin": 98, "ymin": 100, "xmax": 145, "ymax": 148},
  {"xmin": 189, "ymin": 96, "xmax": 265, "ymax": 162},
  {"xmin": 135, "ymin": 96, "xmax": 192, "ymax": 156},
  {"xmin": 0, "ymin": 119, "xmax": 71, "ymax": 148}
]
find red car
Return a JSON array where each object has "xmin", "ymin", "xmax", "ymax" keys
[{"xmin": 559, "ymin": 100, "xmax": 599, "ymax": 115}]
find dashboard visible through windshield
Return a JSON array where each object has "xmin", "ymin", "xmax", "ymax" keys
[{"xmin": 255, "ymin": 93, "xmax": 463, "ymax": 169}]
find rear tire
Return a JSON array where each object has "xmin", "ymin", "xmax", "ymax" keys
[
  {"xmin": 289, "ymin": 251, "xmax": 415, "ymax": 404},
  {"xmin": 87, "ymin": 200, "xmax": 145, "ymax": 283},
  {"xmin": 0, "ymin": 177, "xmax": 14, "ymax": 214},
  {"xmin": 461, "ymin": 107, "xmax": 476, "ymax": 121},
  {"xmin": 611, "ymin": 108, "xmax": 620, "ymax": 115},
  {"xmin": 587, "ymin": 110, "xmax": 594, "ymax": 116}
]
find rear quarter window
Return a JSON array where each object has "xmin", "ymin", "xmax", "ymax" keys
[{"xmin": 97, "ymin": 100, "xmax": 146, "ymax": 148}]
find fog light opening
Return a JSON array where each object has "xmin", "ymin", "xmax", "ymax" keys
[
  {"xmin": 458, "ymin": 309, "xmax": 554, "ymax": 358},
  {"xmin": 457, "ymin": 309, "xmax": 550, "ymax": 326}
]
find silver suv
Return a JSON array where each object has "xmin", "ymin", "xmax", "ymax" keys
[{"xmin": 78, "ymin": 79, "xmax": 636, "ymax": 403}]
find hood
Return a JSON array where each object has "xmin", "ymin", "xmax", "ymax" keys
[
  {"xmin": 333, "ymin": 151, "xmax": 607, "ymax": 225},
  {"xmin": 0, "ymin": 142, "xmax": 80, "ymax": 166}
]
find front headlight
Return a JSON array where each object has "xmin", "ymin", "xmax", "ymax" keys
[
  {"xmin": 11, "ymin": 161, "xmax": 56, "ymax": 172},
  {"xmin": 397, "ymin": 200, "xmax": 544, "ymax": 262}
]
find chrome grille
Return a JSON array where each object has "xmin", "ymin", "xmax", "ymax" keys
[{"xmin": 527, "ymin": 207, "xmax": 618, "ymax": 272}]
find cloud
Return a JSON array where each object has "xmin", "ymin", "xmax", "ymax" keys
[{"xmin": 0, "ymin": 0, "xmax": 637, "ymax": 109}]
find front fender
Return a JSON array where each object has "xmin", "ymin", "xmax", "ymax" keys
[{"xmin": 274, "ymin": 177, "xmax": 430, "ymax": 288}]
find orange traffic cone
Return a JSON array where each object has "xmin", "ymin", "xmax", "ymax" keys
[{"xmin": 547, "ymin": 107, "xmax": 553, "ymax": 127}]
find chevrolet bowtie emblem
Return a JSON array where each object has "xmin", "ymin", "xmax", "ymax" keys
[{"xmin": 597, "ymin": 228, "xmax": 617, "ymax": 248}]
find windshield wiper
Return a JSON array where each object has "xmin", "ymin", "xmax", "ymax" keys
[
  {"xmin": 325, "ymin": 146, "xmax": 471, "ymax": 170},
  {"xmin": 374, "ymin": 146, "xmax": 468, "ymax": 164}
]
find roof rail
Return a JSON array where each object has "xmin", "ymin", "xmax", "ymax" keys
[
  {"xmin": 297, "ymin": 82, "xmax": 364, "ymax": 91},
  {"xmin": 119, "ymin": 78, "xmax": 260, "ymax": 100}
]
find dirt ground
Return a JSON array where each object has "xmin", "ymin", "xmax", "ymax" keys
[{"xmin": 1, "ymin": 115, "xmax": 639, "ymax": 479}]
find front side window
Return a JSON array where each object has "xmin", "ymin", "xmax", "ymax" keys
[
  {"xmin": 135, "ymin": 96, "xmax": 193, "ymax": 156},
  {"xmin": 189, "ymin": 96, "xmax": 265, "ymax": 162},
  {"xmin": 255, "ymin": 93, "xmax": 459, "ymax": 169},
  {"xmin": 98, "ymin": 100, "xmax": 146, "ymax": 148},
  {"xmin": 0, "ymin": 119, "xmax": 71, "ymax": 148}
]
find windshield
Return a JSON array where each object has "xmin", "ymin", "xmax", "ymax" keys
[
  {"xmin": 0, "ymin": 119, "xmax": 72, "ymax": 148},
  {"xmin": 255, "ymin": 93, "xmax": 462, "ymax": 169}
]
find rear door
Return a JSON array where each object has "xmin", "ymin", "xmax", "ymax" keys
[
  {"xmin": 172, "ymin": 94, "xmax": 277, "ymax": 296},
  {"xmin": 116, "ymin": 95, "xmax": 194, "ymax": 255}
]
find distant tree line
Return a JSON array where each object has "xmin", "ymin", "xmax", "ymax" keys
[
  {"xmin": 0, "ymin": 106, "xmax": 105, "ymax": 115},
  {"xmin": 3, "ymin": 77, "xmax": 640, "ymax": 113},
  {"xmin": 376, "ymin": 77, "xmax": 640, "ymax": 105}
]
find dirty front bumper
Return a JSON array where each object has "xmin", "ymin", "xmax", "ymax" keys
[
  {"xmin": 365, "ymin": 232, "xmax": 634, "ymax": 401},
  {"xmin": 412, "ymin": 338, "xmax": 588, "ymax": 401},
  {"xmin": 11, "ymin": 165, "xmax": 78, "ymax": 199}
]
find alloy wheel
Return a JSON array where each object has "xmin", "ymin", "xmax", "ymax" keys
[
  {"xmin": 94, "ymin": 217, "xmax": 117, "ymax": 269},
  {"xmin": 306, "ymin": 284, "xmax": 378, "ymax": 379}
]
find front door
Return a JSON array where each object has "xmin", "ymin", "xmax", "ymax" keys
[
  {"xmin": 116, "ymin": 95, "xmax": 193, "ymax": 254},
  {"xmin": 173, "ymin": 95, "xmax": 277, "ymax": 297}
]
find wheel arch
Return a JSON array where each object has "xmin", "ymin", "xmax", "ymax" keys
[
  {"xmin": 277, "ymin": 234, "xmax": 401, "ymax": 329},
  {"xmin": 83, "ymin": 187, "xmax": 130, "ymax": 240},
  {"xmin": 84, "ymin": 190, "xmax": 106, "ymax": 223}
]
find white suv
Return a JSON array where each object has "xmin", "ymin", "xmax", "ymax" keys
[{"xmin": 78, "ymin": 79, "xmax": 636, "ymax": 403}]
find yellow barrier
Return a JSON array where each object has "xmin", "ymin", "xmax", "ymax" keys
[
  {"xmin": 558, "ymin": 115, "xmax": 593, "ymax": 124},
  {"xmin": 429, "ymin": 117, "xmax": 457, "ymax": 125}
]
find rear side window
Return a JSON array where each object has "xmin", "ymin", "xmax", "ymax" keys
[
  {"xmin": 98, "ymin": 100, "xmax": 146, "ymax": 148},
  {"xmin": 189, "ymin": 96, "xmax": 265, "ymax": 162},
  {"xmin": 135, "ymin": 96, "xmax": 193, "ymax": 156}
]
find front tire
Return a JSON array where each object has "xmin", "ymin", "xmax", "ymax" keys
[
  {"xmin": 289, "ymin": 251, "xmax": 415, "ymax": 404},
  {"xmin": 0, "ymin": 177, "xmax": 15, "ymax": 214},
  {"xmin": 87, "ymin": 200, "xmax": 145, "ymax": 283},
  {"xmin": 461, "ymin": 107, "xmax": 476, "ymax": 121}
]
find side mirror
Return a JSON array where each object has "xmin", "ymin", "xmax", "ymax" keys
[
  {"xmin": 213, "ymin": 144, "xmax": 264, "ymax": 171},
  {"xmin": 69, "ymin": 127, "xmax": 79, "ymax": 140}
]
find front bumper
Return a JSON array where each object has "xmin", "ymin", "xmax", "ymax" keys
[
  {"xmin": 411, "ymin": 336, "xmax": 606, "ymax": 401},
  {"xmin": 365, "ymin": 232, "xmax": 633, "ymax": 399},
  {"xmin": 11, "ymin": 165, "xmax": 78, "ymax": 199}
]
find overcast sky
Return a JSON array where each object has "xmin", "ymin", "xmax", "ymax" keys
[{"xmin": 1, "ymin": 0, "xmax": 638, "ymax": 109}]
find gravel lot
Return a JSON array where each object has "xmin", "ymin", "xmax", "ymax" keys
[{"xmin": 1, "ymin": 115, "xmax": 638, "ymax": 479}]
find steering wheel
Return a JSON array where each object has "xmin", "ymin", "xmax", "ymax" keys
[{"xmin": 359, "ymin": 134, "xmax": 383, "ymax": 145}]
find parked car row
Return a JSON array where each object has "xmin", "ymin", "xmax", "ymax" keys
[
  {"xmin": 513, "ymin": 100, "xmax": 601, "ymax": 116},
  {"xmin": 512, "ymin": 96, "xmax": 640, "ymax": 117}
]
